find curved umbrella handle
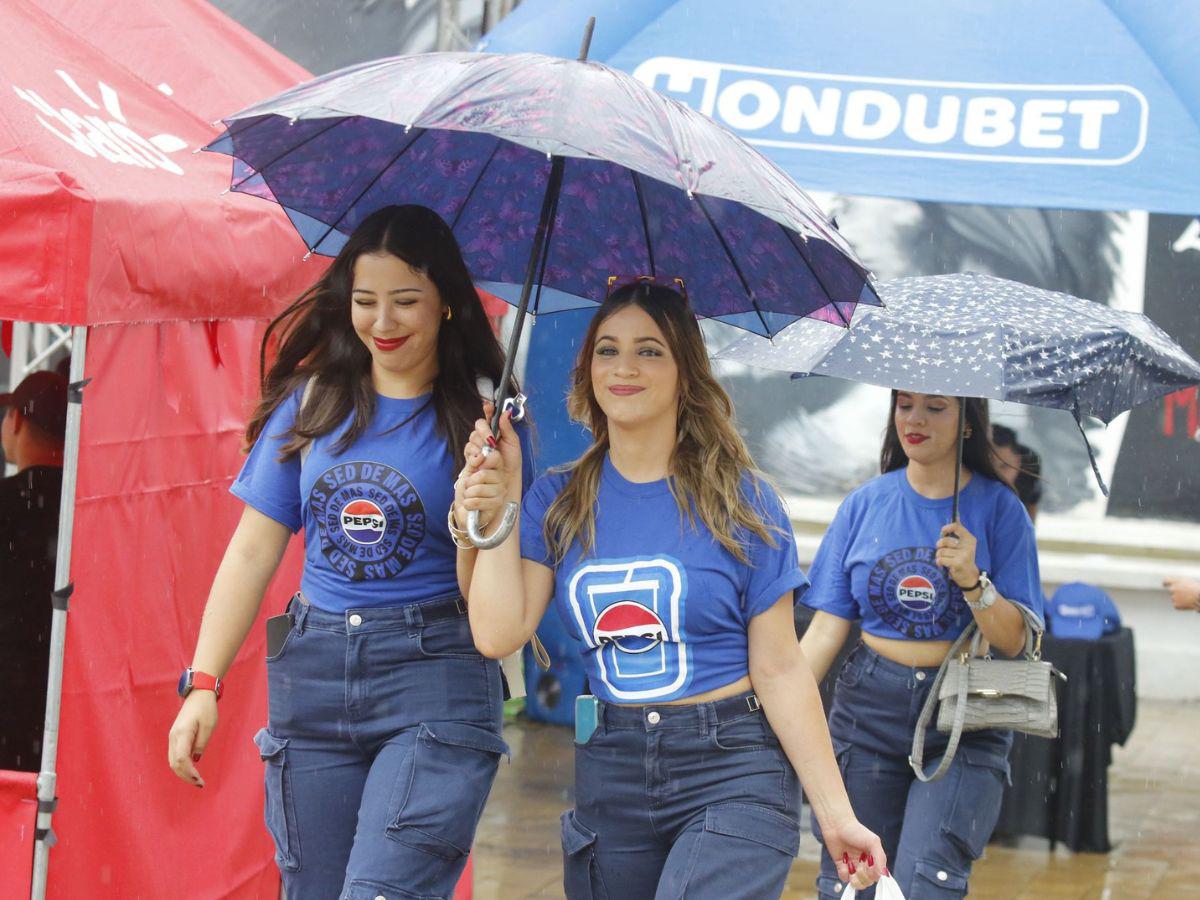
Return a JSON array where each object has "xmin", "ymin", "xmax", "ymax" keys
[{"xmin": 467, "ymin": 502, "xmax": 518, "ymax": 549}]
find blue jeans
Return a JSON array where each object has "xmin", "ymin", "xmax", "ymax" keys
[
  {"xmin": 814, "ymin": 644, "xmax": 1012, "ymax": 900},
  {"xmin": 256, "ymin": 595, "xmax": 508, "ymax": 900},
  {"xmin": 564, "ymin": 691, "xmax": 801, "ymax": 899}
]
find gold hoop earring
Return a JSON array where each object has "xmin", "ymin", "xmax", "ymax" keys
[
  {"xmin": 443, "ymin": 306, "xmax": 453, "ymax": 321},
  {"xmin": 963, "ymin": 427, "xmax": 973, "ymax": 439}
]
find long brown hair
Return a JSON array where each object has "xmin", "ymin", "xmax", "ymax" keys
[
  {"xmin": 245, "ymin": 205, "xmax": 514, "ymax": 468},
  {"xmin": 544, "ymin": 282, "xmax": 778, "ymax": 563},
  {"xmin": 880, "ymin": 391, "xmax": 1008, "ymax": 485}
]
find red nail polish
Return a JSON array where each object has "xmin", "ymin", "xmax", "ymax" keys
[
  {"xmin": 843, "ymin": 853, "xmax": 850, "ymax": 865},
  {"xmin": 859, "ymin": 852, "xmax": 867, "ymax": 862},
  {"xmin": 849, "ymin": 862, "xmax": 857, "ymax": 875},
  {"xmin": 868, "ymin": 855, "xmax": 875, "ymax": 867},
  {"xmin": 192, "ymin": 753, "xmax": 201, "ymax": 763},
  {"xmin": 486, "ymin": 436, "xmax": 497, "ymax": 448}
]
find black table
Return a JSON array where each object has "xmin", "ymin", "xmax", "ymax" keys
[{"xmin": 993, "ymin": 627, "xmax": 1137, "ymax": 853}]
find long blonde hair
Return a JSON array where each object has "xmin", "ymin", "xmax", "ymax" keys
[{"xmin": 543, "ymin": 282, "xmax": 778, "ymax": 564}]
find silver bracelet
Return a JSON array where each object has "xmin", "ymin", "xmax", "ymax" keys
[{"xmin": 447, "ymin": 504, "xmax": 475, "ymax": 550}]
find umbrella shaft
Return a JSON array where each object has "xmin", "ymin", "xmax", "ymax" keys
[
  {"xmin": 491, "ymin": 154, "xmax": 566, "ymax": 434},
  {"xmin": 951, "ymin": 402, "xmax": 966, "ymax": 524}
]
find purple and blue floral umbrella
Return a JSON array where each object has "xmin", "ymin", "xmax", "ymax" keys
[
  {"xmin": 205, "ymin": 30, "xmax": 878, "ymax": 544},
  {"xmin": 204, "ymin": 47, "xmax": 876, "ymax": 333}
]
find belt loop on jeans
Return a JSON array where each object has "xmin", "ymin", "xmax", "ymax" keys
[
  {"xmin": 292, "ymin": 592, "xmax": 310, "ymax": 634},
  {"xmin": 404, "ymin": 603, "xmax": 424, "ymax": 629},
  {"xmin": 697, "ymin": 702, "xmax": 710, "ymax": 736}
]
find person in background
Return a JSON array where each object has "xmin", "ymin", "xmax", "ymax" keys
[
  {"xmin": 0, "ymin": 370, "xmax": 67, "ymax": 771},
  {"xmin": 992, "ymin": 423, "xmax": 1043, "ymax": 521}
]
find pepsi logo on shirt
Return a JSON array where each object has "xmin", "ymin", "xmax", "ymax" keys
[
  {"xmin": 567, "ymin": 557, "xmax": 692, "ymax": 702},
  {"xmin": 309, "ymin": 461, "xmax": 425, "ymax": 581},
  {"xmin": 867, "ymin": 546, "xmax": 965, "ymax": 640}
]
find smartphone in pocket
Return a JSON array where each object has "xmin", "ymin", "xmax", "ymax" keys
[
  {"xmin": 265, "ymin": 613, "xmax": 294, "ymax": 658},
  {"xmin": 574, "ymin": 694, "xmax": 599, "ymax": 744}
]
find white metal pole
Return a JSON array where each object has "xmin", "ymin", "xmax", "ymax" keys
[{"xmin": 30, "ymin": 325, "xmax": 88, "ymax": 900}]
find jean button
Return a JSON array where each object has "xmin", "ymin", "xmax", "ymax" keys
[
  {"xmin": 915, "ymin": 671, "xmax": 927, "ymax": 681},
  {"xmin": 937, "ymin": 870, "xmax": 949, "ymax": 882},
  {"xmin": 349, "ymin": 614, "xmax": 363, "ymax": 627},
  {"xmin": 646, "ymin": 710, "xmax": 661, "ymax": 725}
]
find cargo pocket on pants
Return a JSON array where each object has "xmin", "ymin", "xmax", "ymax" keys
[
  {"xmin": 385, "ymin": 722, "xmax": 509, "ymax": 860},
  {"xmin": 912, "ymin": 859, "xmax": 970, "ymax": 897},
  {"xmin": 561, "ymin": 810, "xmax": 608, "ymax": 900},
  {"xmin": 254, "ymin": 727, "xmax": 300, "ymax": 872},
  {"xmin": 942, "ymin": 746, "xmax": 1009, "ymax": 860}
]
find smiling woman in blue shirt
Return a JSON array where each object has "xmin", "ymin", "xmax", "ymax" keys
[
  {"xmin": 455, "ymin": 279, "xmax": 885, "ymax": 900},
  {"xmin": 800, "ymin": 390, "xmax": 1043, "ymax": 899},
  {"xmin": 165, "ymin": 205, "xmax": 533, "ymax": 900}
]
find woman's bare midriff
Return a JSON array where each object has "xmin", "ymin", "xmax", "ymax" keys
[
  {"xmin": 611, "ymin": 674, "xmax": 754, "ymax": 707},
  {"xmin": 863, "ymin": 632, "xmax": 957, "ymax": 668}
]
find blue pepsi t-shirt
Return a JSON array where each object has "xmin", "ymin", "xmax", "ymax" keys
[
  {"xmin": 231, "ymin": 386, "xmax": 533, "ymax": 613},
  {"xmin": 520, "ymin": 456, "xmax": 807, "ymax": 704},
  {"xmin": 803, "ymin": 468, "xmax": 1042, "ymax": 640}
]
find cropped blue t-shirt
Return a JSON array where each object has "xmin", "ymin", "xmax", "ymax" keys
[
  {"xmin": 520, "ymin": 457, "xmax": 807, "ymax": 704},
  {"xmin": 231, "ymin": 386, "xmax": 533, "ymax": 613},
  {"xmin": 803, "ymin": 468, "xmax": 1043, "ymax": 640}
]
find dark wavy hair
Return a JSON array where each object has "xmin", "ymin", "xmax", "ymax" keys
[
  {"xmin": 245, "ymin": 205, "xmax": 513, "ymax": 469},
  {"xmin": 880, "ymin": 391, "xmax": 1008, "ymax": 485}
]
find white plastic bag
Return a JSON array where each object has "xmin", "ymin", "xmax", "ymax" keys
[{"xmin": 843, "ymin": 874, "xmax": 906, "ymax": 900}]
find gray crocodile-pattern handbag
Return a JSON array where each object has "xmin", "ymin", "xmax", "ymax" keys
[{"xmin": 910, "ymin": 603, "xmax": 1066, "ymax": 782}]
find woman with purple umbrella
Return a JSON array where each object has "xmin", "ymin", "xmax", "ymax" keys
[
  {"xmin": 167, "ymin": 205, "xmax": 534, "ymax": 899},
  {"xmin": 455, "ymin": 278, "xmax": 886, "ymax": 898},
  {"xmin": 799, "ymin": 390, "xmax": 1041, "ymax": 899}
]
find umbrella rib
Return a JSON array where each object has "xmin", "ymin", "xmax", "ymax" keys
[
  {"xmin": 692, "ymin": 195, "xmax": 771, "ymax": 337},
  {"xmin": 449, "ymin": 139, "xmax": 504, "ymax": 232},
  {"xmin": 530, "ymin": 157, "xmax": 566, "ymax": 316},
  {"xmin": 308, "ymin": 127, "xmax": 429, "ymax": 253},
  {"xmin": 629, "ymin": 170, "xmax": 656, "ymax": 276},
  {"xmin": 778, "ymin": 224, "xmax": 852, "ymax": 328},
  {"xmin": 228, "ymin": 116, "xmax": 351, "ymax": 193}
]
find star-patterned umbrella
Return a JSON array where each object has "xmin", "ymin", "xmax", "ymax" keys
[{"xmin": 715, "ymin": 272, "xmax": 1200, "ymax": 512}]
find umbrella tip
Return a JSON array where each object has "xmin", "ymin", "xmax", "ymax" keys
[
  {"xmin": 303, "ymin": 251, "xmax": 313, "ymax": 261},
  {"xmin": 219, "ymin": 188, "xmax": 230, "ymax": 196},
  {"xmin": 578, "ymin": 16, "xmax": 596, "ymax": 61}
]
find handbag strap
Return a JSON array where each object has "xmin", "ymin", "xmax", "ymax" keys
[
  {"xmin": 908, "ymin": 602, "xmax": 1045, "ymax": 782},
  {"xmin": 909, "ymin": 623, "xmax": 975, "ymax": 782}
]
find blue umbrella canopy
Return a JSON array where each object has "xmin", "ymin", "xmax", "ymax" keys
[
  {"xmin": 206, "ymin": 50, "xmax": 878, "ymax": 335},
  {"xmin": 715, "ymin": 272, "xmax": 1200, "ymax": 493}
]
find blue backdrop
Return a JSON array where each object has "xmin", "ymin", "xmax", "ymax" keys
[{"xmin": 482, "ymin": 0, "xmax": 1200, "ymax": 215}]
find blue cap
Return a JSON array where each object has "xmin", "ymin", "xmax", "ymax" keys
[{"xmin": 1047, "ymin": 583, "xmax": 1121, "ymax": 640}]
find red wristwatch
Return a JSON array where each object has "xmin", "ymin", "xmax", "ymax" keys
[{"xmin": 177, "ymin": 668, "xmax": 223, "ymax": 701}]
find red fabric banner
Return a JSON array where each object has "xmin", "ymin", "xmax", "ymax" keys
[
  {"xmin": 0, "ymin": 770, "xmax": 37, "ymax": 899},
  {"xmin": 49, "ymin": 319, "xmax": 302, "ymax": 898},
  {"xmin": 0, "ymin": 0, "xmax": 315, "ymax": 326}
]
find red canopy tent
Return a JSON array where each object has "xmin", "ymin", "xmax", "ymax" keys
[{"xmin": 0, "ymin": 1, "xmax": 321, "ymax": 896}]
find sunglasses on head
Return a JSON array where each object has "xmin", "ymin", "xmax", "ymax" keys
[{"xmin": 605, "ymin": 274, "xmax": 687, "ymax": 302}]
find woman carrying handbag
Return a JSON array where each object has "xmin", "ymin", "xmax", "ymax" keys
[{"xmin": 799, "ymin": 390, "xmax": 1044, "ymax": 900}]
